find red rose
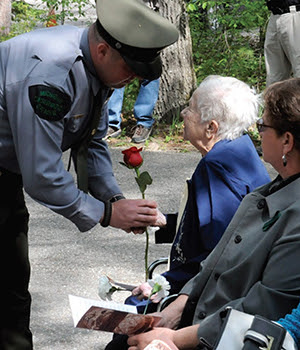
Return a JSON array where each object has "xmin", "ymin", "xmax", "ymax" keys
[{"xmin": 122, "ymin": 147, "xmax": 143, "ymax": 168}]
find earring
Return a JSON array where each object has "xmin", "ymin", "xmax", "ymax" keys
[{"xmin": 282, "ymin": 154, "xmax": 287, "ymax": 167}]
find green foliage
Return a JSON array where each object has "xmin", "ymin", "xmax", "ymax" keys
[
  {"xmin": 1, "ymin": 1, "xmax": 45, "ymax": 41},
  {"xmin": 1, "ymin": 0, "xmax": 91, "ymax": 42},
  {"xmin": 187, "ymin": 0, "xmax": 269, "ymax": 91},
  {"xmin": 122, "ymin": 79, "xmax": 140, "ymax": 118},
  {"xmin": 42, "ymin": 0, "xmax": 91, "ymax": 25},
  {"xmin": 135, "ymin": 171, "xmax": 153, "ymax": 194}
]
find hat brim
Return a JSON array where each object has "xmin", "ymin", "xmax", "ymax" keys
[{"xmin": 121, "ymin": 54, "xmax": 162, "ymax": 81}]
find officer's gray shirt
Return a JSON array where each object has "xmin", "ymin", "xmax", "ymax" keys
[
  {"xmin": 0, "ymin": 25, "xmax": 122, "ymax": 232},
  {"xmin": 179, "ymin": 176, "xmax": 300, "ymax": 346}
]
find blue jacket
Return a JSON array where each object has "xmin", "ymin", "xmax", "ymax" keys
[{"xmin": 158, "ymin": 134, "xmax": 271, "ymax": 294}]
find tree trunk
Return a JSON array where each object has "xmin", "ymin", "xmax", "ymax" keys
[
  {"xmin": 0, "ymin": 0, "xmax": 11, "ymax": 35},
  {"xmin": 156, "ymin": 0, "xmax": 197, "ymax": 122}
]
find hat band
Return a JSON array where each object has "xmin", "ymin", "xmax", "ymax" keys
[{"xmin": 95, "ymin": 20, "xmax": 161, "ymax": 62}]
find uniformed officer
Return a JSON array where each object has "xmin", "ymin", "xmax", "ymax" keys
[{"xmin": 0, "ymin": 0, "xmax": 179, "ymax": 348}]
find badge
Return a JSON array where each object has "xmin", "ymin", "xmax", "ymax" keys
[{"xmin": 29, "ymin": 84, "xmax": 71, "ymax": 121}]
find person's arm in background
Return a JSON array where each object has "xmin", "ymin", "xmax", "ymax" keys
[{"xmin": 277, "ymin": 304, "xmax": 300, "ymax": 349}]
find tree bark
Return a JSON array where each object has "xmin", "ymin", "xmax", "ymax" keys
[
  {"xmin": 0, "ymin": 0, "xmax": 11, "ymax": 35},
  {"xmin": 156, "ymin": 0, "xmax": 197, "ymax": 122}
]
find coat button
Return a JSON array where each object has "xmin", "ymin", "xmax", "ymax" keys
[
  {"xmin": 234, "ymin": 235, "xmax": 242, "ymax": 244},
  {"xmin": 257, "ymin": 199, "xmax": 265, "ymax": 209},
  {"xmin": 214, "ymin": 273, "xmax": 220, "ymax": 280},
  {"xmin": 199, "ymin": 311, "xmax": 206, "ymax": 319}
]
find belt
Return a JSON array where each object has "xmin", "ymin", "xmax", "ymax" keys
[{"xmin": 271, "ymin": 4, "xmax": 300, "ymax": 14}]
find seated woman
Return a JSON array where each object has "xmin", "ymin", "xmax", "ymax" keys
[
  {"xmin": 122, "ymin": 77, "xmax": 300, "ymax": 350},
  {"xmin": 127, "ymin": 75, "xmax": 270, "ymax": 313}
]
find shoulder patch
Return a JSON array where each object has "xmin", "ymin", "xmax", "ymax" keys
[{"xmin": 29, "ymin": 85, "xmax": 71, "ymax": 121}]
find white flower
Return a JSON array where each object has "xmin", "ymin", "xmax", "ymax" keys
[
  {"xmin": 147, "ymin": 226, "xmax": 160, "ymax": 235},
  {"xmin": 98, "ymin": 275, "xmax": 115, "ymax": 300},
  {"xmin": 148, "ymin": 275, "xmax": 170, "ymax": 300}
]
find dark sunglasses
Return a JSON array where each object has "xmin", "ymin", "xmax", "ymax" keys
[{"xmin": 256, "ymin": 118, "xmax": 276, "ymax": 132}]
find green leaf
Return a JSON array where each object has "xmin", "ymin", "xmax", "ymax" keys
[
  {"xmin": 135, "ymin": 171, "xmax": 152, "ymax": 194},
  {"xmin": 151, "ymin": 283, "xmax": 162, "ymax": 295},
  {"xmin": 119, "ymin": 161, "xmax": 132, "ymax": 169}
]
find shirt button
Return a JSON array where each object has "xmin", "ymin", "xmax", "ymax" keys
[
  {"xmin": 198, "ymin": 311, "xmax": 206, "ymax": 319},
  {"xmin": 257, "ymin": 199, "xmax": 265, "ymax": 209},
  {"xmin": 234, "ymin": 235, "xmax": 242, "ymax": 244}
]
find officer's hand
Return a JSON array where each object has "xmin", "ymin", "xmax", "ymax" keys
[{"xmin": 109, "ymin": 199, "xmax": 158, "ymax": 231}]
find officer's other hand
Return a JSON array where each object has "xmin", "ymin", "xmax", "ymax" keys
[{"xmin": 109, "ymin": 199, "xmax": 158, "ymax": 231}]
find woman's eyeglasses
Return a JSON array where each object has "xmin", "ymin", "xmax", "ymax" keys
[{"xmin": 256, "ymin": 118, "xmax": 276, "ymax": 132}]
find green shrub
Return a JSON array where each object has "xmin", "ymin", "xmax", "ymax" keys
[{"xmin": 188, "ymin": 0, "xmax": 269, "ymax": 92}]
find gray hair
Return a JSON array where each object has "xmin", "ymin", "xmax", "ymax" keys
[{"xmin": 194, "ymin": 75, "xmax": 261, "ymax": 140}]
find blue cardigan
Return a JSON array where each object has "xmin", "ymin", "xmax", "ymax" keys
[
  {"xmin": 278, "ymin": 305, "xmax": 300, "ymax": 349},
  {"xmin": 127, "ymin": 134, "xmax": 271, "ymax": 312}
]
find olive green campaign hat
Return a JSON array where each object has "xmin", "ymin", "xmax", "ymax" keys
[{"xmin": 96, "ymin": 0, "xmax": 179, "ymax": 80}]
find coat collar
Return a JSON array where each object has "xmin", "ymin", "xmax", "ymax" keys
[{"xmin": 261, "ymin": 174, "xmax": 300, "ymax": 217}]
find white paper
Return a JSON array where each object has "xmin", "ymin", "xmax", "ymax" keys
[{"xmin": 69, "ymin": 295, "xmax": 137, "ymax": 327}]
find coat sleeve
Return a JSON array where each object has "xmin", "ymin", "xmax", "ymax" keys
[{"xmin": 6, "ymin": 76, "xmax": 103, "ymax": 232}]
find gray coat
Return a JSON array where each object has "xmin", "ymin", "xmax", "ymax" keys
[{"xmin": 180, "ymin": 175, "xmax": 300, "ymax": 347}]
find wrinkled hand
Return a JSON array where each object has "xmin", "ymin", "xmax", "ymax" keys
[
  {"xmin": 132, "ymin": 282, "xmax": 152, "ymax": 299},
  {"xmin": 156, "ymin": 294, "xmax": 188, "ymax": 329},
  {"xmin": 132, "ymin": 282, "xmax": 164, "ymax": 303},
  {"xmin": 128, "ymin": 328, "xmax": 177, "ymax": 350},
  {"xmin": 153, "ymin": 209, "xmax": 167, "ymax": 227},
  {"xmin": 108, "ymin": 199, "xmax": 158, "ymax": 232},
  {"xmin": 143, "ymin": 339, "xmax": 179, "ymax": 350}
]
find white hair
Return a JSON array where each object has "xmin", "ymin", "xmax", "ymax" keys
[{"xmin": 194, "ymin": 75, "xmax": 261, "ymax": 140}]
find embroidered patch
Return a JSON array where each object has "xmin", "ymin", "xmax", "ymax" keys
[{"xmin": 29, "ymin": 85, "xmax": 71, "ymax": 121}]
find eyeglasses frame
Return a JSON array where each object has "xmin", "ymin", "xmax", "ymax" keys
[{"xmin": 256, "ymin": 118, "xmax": 276, "ymax": 132}]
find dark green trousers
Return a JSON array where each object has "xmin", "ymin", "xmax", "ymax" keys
[{"xmin": 0, "ymin": 168, "xmax": 33, "ymax": 350}]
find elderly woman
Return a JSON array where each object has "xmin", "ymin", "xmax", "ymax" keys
[
  {"xmin": 127, "ymin": 75, "xmax": 270, "ymax": 308},
  {"xmin": 124, "ymin": 77, "xmax": 300, "ymax": 350},
  {"xmin": 105, "ymin": 75, "xmax": 270, "ymax": 350}
]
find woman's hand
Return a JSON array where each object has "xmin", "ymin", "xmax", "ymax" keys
[
  {"xmin": 153, "ymin": 209, "xmax": 167, "ymax": 227},
  {"xmin": 128, "ymin": 328, "xmax": 177, "ymax": 350},
  {"xmin": 128, "ymin": 324, "xmax": 201, "ymax": 350},
  {"xmin": 132, "ymin": 282, "xmax": 153, "ymax": 300},
  {"xmin": 132, "ymin": 282, "xmax": 167, "ymax": 303},
  {"xmin": 156, "ymin": 294, "xmax": 188, "ymax": 329}
]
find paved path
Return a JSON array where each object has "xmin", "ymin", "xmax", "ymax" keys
[{"xmin": 27, "ymin": 147, "xmax": 277, "ymax": 350}]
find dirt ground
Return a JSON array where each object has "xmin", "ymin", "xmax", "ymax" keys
[{"xmin": 105, "ymin": 116, "xmax": 196, "ymax": 153}]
